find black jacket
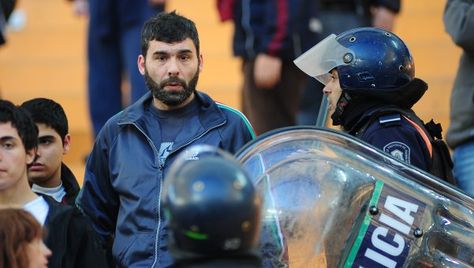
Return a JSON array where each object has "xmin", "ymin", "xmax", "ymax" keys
[
  {"xmin": 221, "ymin": 0, "xmax": 320, "ymax": 60},
  {"xmin": 44, "ymin": 197, "xmax": 109, "ymax": 268},
  {"xmin": 60, "ymin": 163, "xmax": 80, "ymax": 205}
]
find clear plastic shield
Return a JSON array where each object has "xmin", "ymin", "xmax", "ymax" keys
[
  {"xmin": 293, "ymin": 34, "xmax": 352, "ymax": 85},
  {"xmin": 236, "ymin": 127, "xmax": 474, "ymax": 268}
]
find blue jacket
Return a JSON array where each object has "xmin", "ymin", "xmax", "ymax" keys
[
  {"xmin": 355, "ymin": 111, "xmax": 431, "ymax": 172},
  {"xmin": 220, "ymin": 0, "xmax": 320, "ymax": 60},
  {"xmin": 77, "ymin": 91, "xmax": 255, "ymax": 267}
]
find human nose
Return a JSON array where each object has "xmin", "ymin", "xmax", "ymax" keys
[
  {"xmin": 167, "ymin": 57, "xmax": 180, "ymax": 77},
  {"xmin": 34, "ymin": 148, "xmax": 41, "ymax": 160},
  {"xmin": 322, "ymin": 85, "xmax": 331, "ymax": 95}
]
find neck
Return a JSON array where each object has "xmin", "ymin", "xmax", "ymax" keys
[
  {"xmin": 0, "ymin": 177, "xmax": 38, "ymax": 207},
  {"xmin": 341, "ymin": 98, "xmax": 385, "ymax": 133}
]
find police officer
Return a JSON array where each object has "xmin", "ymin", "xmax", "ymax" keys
[
  {"xmin": 162, "ymin": 145, "xmax": 263, "ymax": 268},
  {"xmin": 294, "ymin": 27, "xmax": 445, "ymax": 176}
]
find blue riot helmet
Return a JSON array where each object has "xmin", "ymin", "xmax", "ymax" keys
[
  {"xmin": 162, "ymin": 145, "xmax": 262, "ymax": 258},
  {"xmin": 336, "ymin": 28, "xmax": 414, "ymax": 92},
  {"xmin": 295, "ymin": 27, "xmax": 427, "ymax": 110}
]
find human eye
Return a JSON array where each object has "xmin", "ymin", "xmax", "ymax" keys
[
  {"xmin": 39, "ymin": 139, "xmax": 52, "ymax": 145},
  {"xmin": 179, "ymin": 53, "xmax": 191, "ymax": 62},
  {"xmin": 1, "ymin": 141, "xmax": 15, "ymax": 149},
  {"xmin": 154, "ymin": 54, "xmax": 168, "ymax": 62},
  {"xmin": 38, "ymin": 136, "xmax": 55, "ymax": 146}
]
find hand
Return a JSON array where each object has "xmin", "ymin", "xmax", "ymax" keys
[
  {"xmin": 72, "ymin": 0, "xmax": 89, "ymax": 17},
  {"xmin": 371, "ymin": 6, "xmax": 396, "ymax": 31},
  {"xmin": 254, "ymin": 54, "xmax": 282, "ymax": 89}
]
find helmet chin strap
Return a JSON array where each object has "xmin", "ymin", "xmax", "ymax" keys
[{"xmin": 331, "ymin": 92, "xmax": 351, "ymax": 126}]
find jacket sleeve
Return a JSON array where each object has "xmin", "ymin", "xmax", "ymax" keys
[
  {"xmin": 371, "ymin": 0, "xmax": 401, "ymax": 13},
  {"xmin": 234, "ymin": 115, "xmax": 256, "ymax": 151},
  {"xmin": 76, "ymin": 131, "xmax": 119, "ymax": 244},
  {"xmin": 444, "ymin": 0, "xmax": 474, "ymax": 53},
  {"xmin": 219, "ymin": 106, "xmax": 255, "ymax": 154},
  {"xmin": 261, "ymin": 0, "xmax": 290, "ymax": 56}
]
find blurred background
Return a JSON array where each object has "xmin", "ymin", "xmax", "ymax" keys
[{"xmin": 0, "ymin": 0, "xmax": 460, "ymax": 184}]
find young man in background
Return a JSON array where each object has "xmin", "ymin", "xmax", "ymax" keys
[{"xmin": 21, "ymin": 98, "xmax": 80, "ymax": 205}]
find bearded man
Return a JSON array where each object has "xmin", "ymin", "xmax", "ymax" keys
[{"xmin": 76, "ymin": 11, "xmax": 255, "ymax": 268}]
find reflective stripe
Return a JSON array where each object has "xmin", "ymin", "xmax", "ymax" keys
[
  {"xmin": 379, "ymin": 114, "xmax": 401, "ymax": 125},
  {"xmin": 402, "ymin": 116, "xmax": 432, "ymax": 157},
  {"xmin": 217, "ymin": 102, "xmax": 256, "ymax": 138}
]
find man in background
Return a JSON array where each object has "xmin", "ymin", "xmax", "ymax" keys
[
  {"xmin": 444, "ymin": 0, "xmax": 474, "ymax": 196},
  {"xmin": 21, "ymin": 98, "xmax": 80, "ymax": 205},
  {"xmin": 0, "ymin": 99, "xmax": 109, "ymax": 267},
  {"xmin": 69, "ymin": 0, "xmax": 167, "ymax": 137},
  {"xmin": 217, "ymin": 0, "xmax": 320, "ymax": 135}
]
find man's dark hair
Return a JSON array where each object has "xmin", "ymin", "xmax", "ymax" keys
[
  {"xmin": 0, "ymin": 99, "xmax": 38, "ymax": 151},
  {"xmin": 20, "ymin": 98, "xmax": 69, "ymax": 141},
  {"xmin": 140, "ymin": 11, "xmax": 200, "ymax": 57}
]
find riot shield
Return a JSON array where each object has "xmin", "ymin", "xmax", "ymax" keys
[{"xmin": 236, "ymin": 127, "xmax": 474, "ymax": 268}]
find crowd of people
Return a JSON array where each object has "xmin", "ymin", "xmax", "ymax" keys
[{"xmin": 0, "ymin": 0, "xmax": 473, "ymax": 267}]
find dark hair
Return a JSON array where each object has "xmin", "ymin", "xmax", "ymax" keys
[
  {"xmin": 141, "ymin": 11, "xmax": 200, "ymax": 57},
  {"xmin": 21, "ymin": 98, "xmax": 69, "ymax": 141},
  {"xmin": 0, "ymin": 208, "xmax": 43, "ymax": 268},
  {"xmin": 0, "ymin": 99, "xmax": 38, "ymax": 151}
]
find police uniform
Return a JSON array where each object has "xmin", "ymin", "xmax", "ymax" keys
[
  {"xmin": 355, "ymin": 109, "xmax": 431, "ymax": 172},
  {"xmin": 294, "ymin": 28, "xmax": 453, "ymax": 183}
]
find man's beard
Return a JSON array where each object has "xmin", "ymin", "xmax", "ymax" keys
[{"xmin": 144, "ymin": 69, "xmax": 199, "ymax": 107}]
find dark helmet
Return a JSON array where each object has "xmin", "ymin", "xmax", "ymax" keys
[
  {"xmin": 335, "ymin": 27, "xmax": 414, "ymax": 95},
  {"xmin": 294, "ymin": 27, "xmax": 423, "ymax": 97},
  {"xmin": 162, "ymin": 145, "xmax": 261, "ymax": 257},
  {"xmin": 295, "ymin": 27, "xmax": 427, "ymax": 123}
]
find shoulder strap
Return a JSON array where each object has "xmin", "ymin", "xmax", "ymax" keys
[{"xmin": 402, "ymin": 115, "xmax": 433, "ymax": 158}]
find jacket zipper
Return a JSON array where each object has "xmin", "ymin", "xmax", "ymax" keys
[
  {"xmin": 121, "ymin": 119, "xmax": 226, "ymax": 267},
  {"xmin": 119, "ymin": 122, "xmax": 162, "ymax": 268}
]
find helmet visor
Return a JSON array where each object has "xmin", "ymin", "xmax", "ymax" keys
[{"xmin": 294, "ymin": 34, "xmax": 352, "ymax": 85}]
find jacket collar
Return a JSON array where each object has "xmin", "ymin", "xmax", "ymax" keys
[
  {"xmin": 117, "ymin": 91, "xmax": 226, "ymax": 129},
  {"xmin": 60, "ymin": 163, "xmax": 80, "ymax": 206}
]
